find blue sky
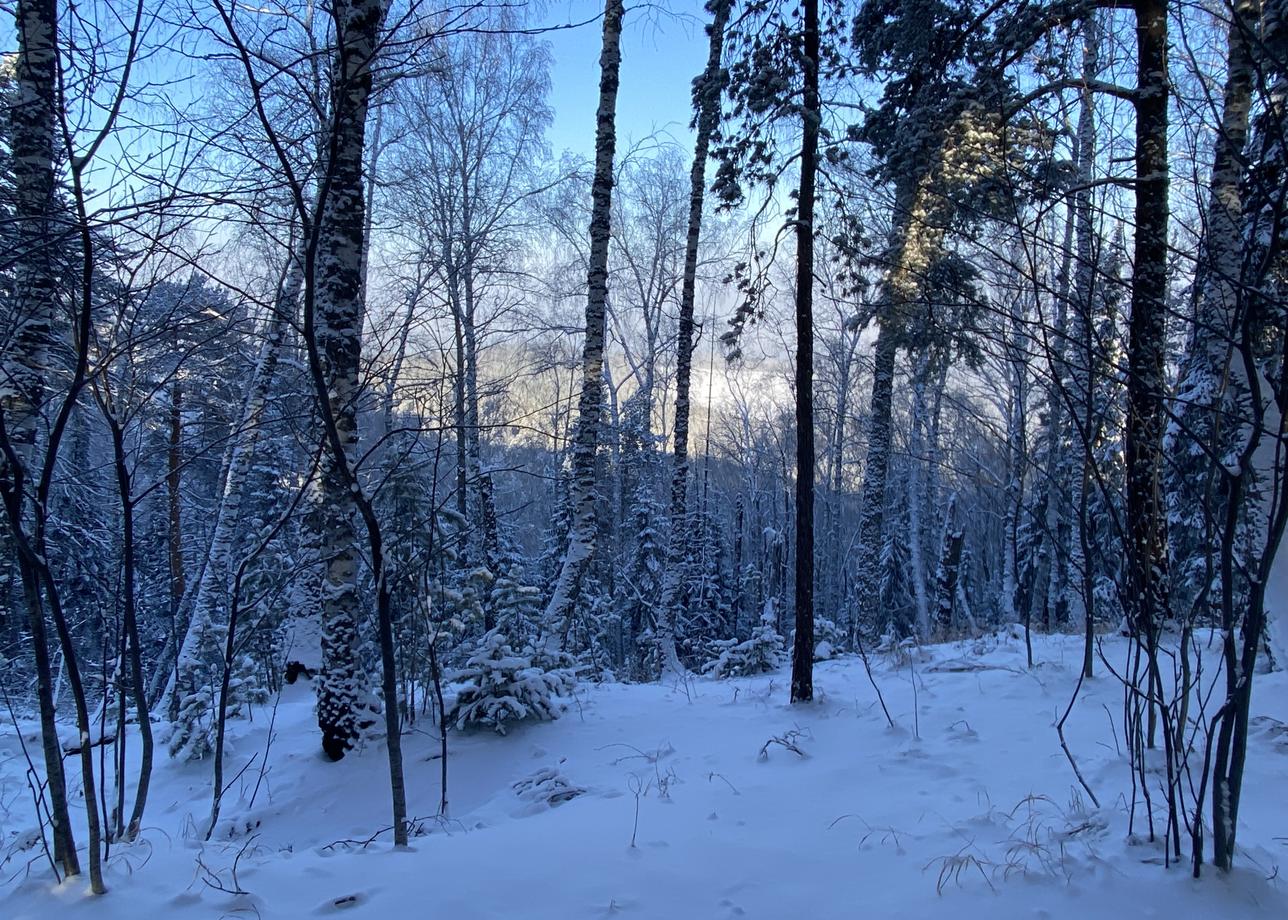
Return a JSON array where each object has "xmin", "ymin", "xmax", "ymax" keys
[
  {"xmin": 0, "ymin": 2, "xmax": 711, "ymax": 165},
  {"xmin": 540, "ymin": 0, "xmax": 711, "ymax": 158}
]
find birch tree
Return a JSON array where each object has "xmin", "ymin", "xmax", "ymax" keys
[
  {"xmin": 166, "ymin": 261, "xmax": 300, "ymax": 759},
  {"xmin": 389, "ymin": 21, "xmax": 552, "ymax": 569},
  {"xmin": 1, "ymin": 0, "xmax": 78, "ymax": 881},
  {"xmin": 544, "ymin": 0, "xmax": 625, "ymax": 640},
  {"xmin": 1178, "ymin": 0, "xmax": 1288, "ymax": 873},
  {"xmin": 654, "ymin": 0, "xmax": 731, "ymax": 677}
]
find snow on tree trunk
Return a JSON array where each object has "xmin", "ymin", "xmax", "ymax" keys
[
  {"xmin": 933, "ymin": 494, "xmax": 963, "ymax": 635},
  {"xmin": 311, "ymin": 0, "xmax": 389, "ymax": 762},
  {"xmin": 1167, "ymin": 0, "xmax": 1254, "ymax": 625},
  {"xmin": 544, "ymin": 0, "xmax": 625, "ymax": 642},
  {"xmin": 165, "ymin": 261, "xmax": 299, "ymax": 760},
  {"xmin": 854, "ymin": 323, "xmax": 897, "ymax": 639},
  {"xmin": 3, "ymin": 0, "xmax": 79, "ymax": 879},
  {"xmin": 907, "ymin": 353, "xmax": 932, "ymax": 638},
  {"xmin": 1191, "ymin": 0, "xmax": 1273, "ymax": 873},
  {"xmin": 285, "ymin": 0, "xmax": 411, "ymax": 843},
  {"xmin": 4, "ymin": 0, "xmax": 58, "ymax": 462},
  {"xmin": 656, "ymin": 0, "xmax": 728, "ymax": 678}
]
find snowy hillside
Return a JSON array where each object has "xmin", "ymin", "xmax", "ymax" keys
[{"xmin": 4, "ymin": 633, "xmax": 1285, "ymax": 919}]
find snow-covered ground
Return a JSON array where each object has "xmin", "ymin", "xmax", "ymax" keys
[{"xmin": 3, "ymin": 632, "xmax": 1286, "ymax": 918}]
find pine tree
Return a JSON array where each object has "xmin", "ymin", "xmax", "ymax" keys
[
  {"xmin": 713, "ymin": 0, "xmax": 853, "ymax": 701},
  {"xmin": 448, "ymin": 630, "xmax": 576, "ymax": 734},
  {"xmin": 703, "ymin": 597, "xmax": 785, "ymax": 679},
  {"xmin": 878, "ymin": 502, "xmax": 914, "ymax": 642}
]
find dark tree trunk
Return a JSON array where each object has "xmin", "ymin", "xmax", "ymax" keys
[
  {"xmin": 1124, "ymin": 0, "xmax": 1171, "ymax": 643},
  {"xmin": 790, "ymin": 0, "xmax": 820, "ymax": 704},
  {"xmin": 106, "ymin": 413, "xmax": 152, "ymax": 841},
  {"xmin": 1071, "ymin": 13, "xmax": 1101, "ymax": 680},
  {"xmin": 1122, "ymin": 0, "xmax": 1179, "ymax": 859},
  {"xmin": 166, "ymin": 377, "xmax": 185, "ymax": 626}
]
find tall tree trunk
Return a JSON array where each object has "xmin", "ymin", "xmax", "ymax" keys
[
  {"xmin": 544, "ymin": 0, "xmax": 625, "ymax": 640},
  {"xmin": 103, "ymin": 410, "xmax": 153, "ymax": 842},
  {"xmin": 790, "ymin": 0, "xmax": 820, "ymax": 703},
  {"xmin": 462, "ymin": 259, "xmax": 489, "ymax": 535},
  {"xmin": 1191, "ymin": 0, "xmax": 1261, "ymax": 873},
  {"xmin": 312, "ymin": 0, "xmax": 382, "ymax": 759},
  {"xmin": 1070, "ymin": 14, "xmax": 1101, "ymax": 677},
  {"xmin": 1003, "ymin": 305, "xmax": 1025, "ymax": 636},
  {"xmin": 3, "ymin": 0, "xmax": 79, "ymax": 881},
  {"xmin": 656, "ymin": 0, "xmax": 729, "ymax": 676},
  {"xmin": 1124, "ymin": 0, "xmax": 1171, "ymax": 753},
  {"xmin": 853, "ymin": 323, "xmax": 897, "ymax": 639},
  {"xmin": 6, "ymin": 0, "xmax": 57, "ymax": 460},
  {"xmin": 822, "ymin": 325, "xmax": 859, "ymax": 628},
  {"xmin": 907, "ymin": 352, "xmax": 932, "ymax": 638},
  {"xmin": 295, "ymin": 0, "xmax": 409, "ymax": 843},
  {"xmin": 164, "ymin": 261, "xmax": 299, "ymax": 754},
  {"xmin": 449, "ymin": 270, "xmax": 470, "ymax": 520},
  {"xmin": 166, "ymin": 370, "xmax": 185, "ymax": 653},
  {"xmin": 1121, "ymin": 0, "xmax": 1180, "ymax": 853},
  {"xmin": 1124, "ymin": 0, "xmax": 1170, "ymax": 639},
  {"xmin": 1045, "ymin": 202, "xmax": 1073, "ymax": 630}
]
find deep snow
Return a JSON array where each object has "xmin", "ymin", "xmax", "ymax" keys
[{"xmin": 3, "ymin": 631, "xmax": 1286, "ymax": 918}]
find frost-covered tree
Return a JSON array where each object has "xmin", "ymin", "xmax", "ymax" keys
[
  {"xmin": 543, "ymin": 0, "xmax": 626, "ymax": 640},
  {"xmin": 166, "ymin": 272, "xmax": 296, "ymax": 758},
  {"xmin": 387, "ymin": 18, "xmax": 552, "ymax": 563},
  {"xmin": 703, "ymin": 597, "xmax": 785, "ymax": 679},
  {"xmin": 655, "ymin": 0, "xmax": 731, "ymax": 677},
  {"xmin": 448, "ymin": 630, "xmax": 577, "ymax": 734}
]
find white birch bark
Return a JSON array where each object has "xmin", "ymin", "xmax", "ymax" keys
[
  {"xmin": 2, "ymin": 0, "xmax": 79, "ymax": 880},
  {"xmin": 165, "ymin": 260, "xmax": 301, "ymax": 755},
  {"xmin": 311, "ymin": 0, "xmax": 389, "ymax": 761},
  {"xmin": 907, "ymin": 353, "xmax": 931, "ymax": 638},
  {"xmin": 655, "ymin": 0, "xmax": 729, "ymax": 676},
  {"xmin": 544, "ymin": 0, "xmax": 625, "ymax": 641}
]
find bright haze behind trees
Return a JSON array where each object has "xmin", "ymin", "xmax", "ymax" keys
[{"xmin": 1, "ymin": 0, "xmax": 1287, "ymax": 912}]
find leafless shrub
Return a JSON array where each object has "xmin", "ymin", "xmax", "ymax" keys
[{"xmin": 758, "ymin": 727, "xmax": 810, "ymax": 761}]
